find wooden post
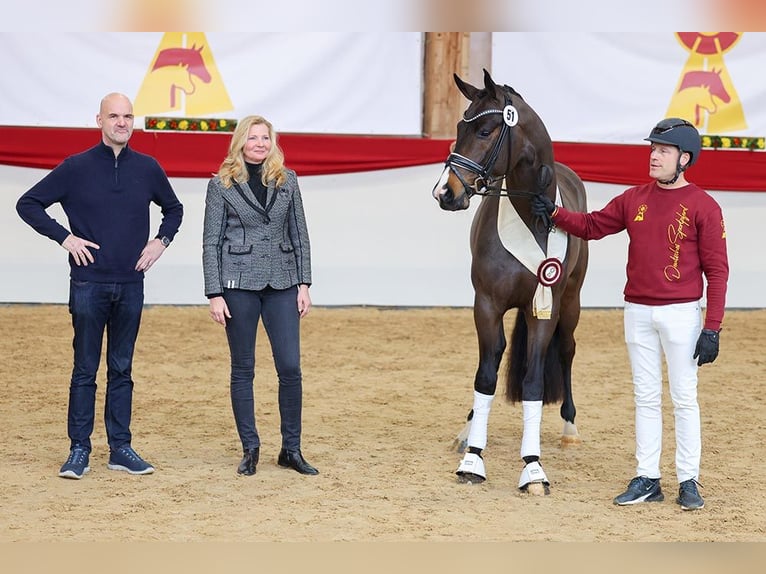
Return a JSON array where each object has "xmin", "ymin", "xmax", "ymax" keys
[
  {"xmin": 422, "ymin": 32, "xmax": 470, "ymax": 138},
  {"xmin": 466, "ymin": 32, "xmax": 492, "ymax": 87}
]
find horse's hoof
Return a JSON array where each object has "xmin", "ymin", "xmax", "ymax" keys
[
  {"xmin": 456, "ymin": 472, "xmax": 486, "ymax": 485},
  {"xmin": 521, "ymin": 481, "xmax": 550, "ymax": 496},
  {"xmin": 518, "ymin": 460, "xmax": 550, "ymax": 495},
  {"xmin": 560, "ymin": 421, "xmax": 581, "ymax": 446},
  {"xmin": 456, "ymin": 452, "xmax": 486, "ymax": 484},
  {"xmin": 560, "ymin": 434, "xmax": 582, "ymax": 446}
]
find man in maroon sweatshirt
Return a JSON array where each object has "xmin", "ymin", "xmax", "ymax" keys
[{"xmin": 532, "ymin": 118, "xmax": 728, "ymax": 511}]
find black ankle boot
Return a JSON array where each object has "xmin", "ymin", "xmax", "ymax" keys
[
  {"xmin": 277, "ymin": 448, "xmax": 319, "ymax": 475},
  {"xmin": 237, "ymin": 447, "xmax": 259, "ymax": 475}
]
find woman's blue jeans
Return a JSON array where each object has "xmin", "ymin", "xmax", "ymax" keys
[
  {"xmin": 223, "ymin": 286, "xmax": 303, "ymax": 452},
  {"xmin": 68, "ymin": 280, "xmax": 144, "ymax": 452}
]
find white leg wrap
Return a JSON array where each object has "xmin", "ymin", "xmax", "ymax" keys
[
  {"xmin": 518, "ymin": 460, "xmax": 549, "ymax": 489},
  {"xmin": 520, "ymin": 400, "xmax": 543, "ymax": 459},
  {"xmin": 456, "ymin": 452, "xmax": 486, "ymax": 479},
  {"xmin": 465, "ymin": 391, "xmax": 494, "ymax": 451}
]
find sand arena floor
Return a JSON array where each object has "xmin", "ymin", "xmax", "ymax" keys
[{"xmin": 1, "ymin": 305, "xmax": 764, "ymax": 543}]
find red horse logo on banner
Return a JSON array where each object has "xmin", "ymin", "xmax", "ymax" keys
[
  {"xmin": 677, "ymin": 69, "xmax": 731, "ymax": 126},
  {"xmin": 134, "ymin": 33, "xmax": 233, "ymax": 118},
  {"xmin": 151, "ymin": 44, "xmax": 212, "ymax": 108},
  {"xmin": 667, "ymin": 32, "xmax": 746, "ymax": 133}
]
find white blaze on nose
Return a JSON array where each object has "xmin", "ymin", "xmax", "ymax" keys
[{"xmin": 432, "ymin": 166, "xmax": 450, "ymax": 199}]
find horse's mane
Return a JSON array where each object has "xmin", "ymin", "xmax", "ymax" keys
[{"xmin": 503, "ymin": 85, "xmax": 523, "ymax": 99}]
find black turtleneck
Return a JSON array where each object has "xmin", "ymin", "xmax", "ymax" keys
[{"xmin": 245, "ymin": 162, "xmax": 268, "ymax": 207}]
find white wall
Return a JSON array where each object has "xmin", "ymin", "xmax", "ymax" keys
[{"xmin": 2, "ymin": 164, "xmax": 763, "ymax": 308}]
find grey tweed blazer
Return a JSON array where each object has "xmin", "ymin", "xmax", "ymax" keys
[{"xmin": 202, "ymin": 168, "xmax": 311, "ymax": 296}]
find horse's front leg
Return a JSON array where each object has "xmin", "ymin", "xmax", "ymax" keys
[
  {"xmin": 455, "ymin": 297, "xmax": 505, "ymax": 484},
  {"xmin": 517, "ymin": 315, "xmax": 557, "ymax": 495}
]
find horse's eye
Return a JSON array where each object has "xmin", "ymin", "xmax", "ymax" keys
[{"xmin": 478, "ymin": 129, "xmax": 491, "ymax": 138}]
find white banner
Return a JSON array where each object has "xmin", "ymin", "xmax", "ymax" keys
[
  {"xmin": 0, "ymin": 32, "xmax": 422, "ymax": 135},
  {"xmin": 491, "ymin": 32, "xmax": 766, "ymax": 143},
  {"xmin": 6, "ymin": 32, "xmax": 764, "ymax": 143}
]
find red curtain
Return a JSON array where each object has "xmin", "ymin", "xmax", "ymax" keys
[
  {"xmin": 552, "ymin": 141, "xmax": 765, "ymax": 192},
  {"xmin": 0, "ymin": 126, "xmax": 453, "ymax": 178},
  {"xmin": 1, "ymin": 126, "xmax": 763, "ymax": 191}
]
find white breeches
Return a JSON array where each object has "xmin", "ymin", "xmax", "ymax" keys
[{"xmin": 624, "ymin": 301, "xmax": 702, "ymax": 483}]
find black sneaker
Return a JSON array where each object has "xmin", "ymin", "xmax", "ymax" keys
[
  {"xmin": 613, "ymin": 476, "xmax": 664, "ymax": 505},
  {"xmin": 677, "ymin": 479, "xmax": 704, "ymax": 510},
  {"xmin": 58, "ymin": 446, "xmax": 90, "ymax": 479}
]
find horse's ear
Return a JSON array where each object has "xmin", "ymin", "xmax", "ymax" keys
[
  {"xmin": 454, "ymin": 73, "xmax": 479, "ymax": 101},
  {"xmin": 483, "ymin": 69, "xmax": 498, "ymax": 96}
]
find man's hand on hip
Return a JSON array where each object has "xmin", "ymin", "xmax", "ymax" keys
[
  {"xmin": 135, "ymin": 238, "xmax": 167, "ymax": 272},
  {"xmin": 62, "ymin": 234, "xmax": 100, "ymax": 266}
]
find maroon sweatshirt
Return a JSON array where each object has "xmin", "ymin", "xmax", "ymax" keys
[{"xmin": 553, "ymin": 181, "xmax": 729, "ymax": 330}]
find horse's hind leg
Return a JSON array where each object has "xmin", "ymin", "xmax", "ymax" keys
[
  {"xmin": 558, "ymin": 294, "xmax": 582, "ymax": 446},
  {"xmin": 558, "ymin": 341, "xmax": 581, "ymax": 446},
  {"xmin": 456, "ymin": 300, "xmax": 505, "ymax": 483}
]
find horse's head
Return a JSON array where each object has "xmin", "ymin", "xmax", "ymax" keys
[{"xmin": 433, "ymin": 69, "xmax": 555, "ymax": 212}]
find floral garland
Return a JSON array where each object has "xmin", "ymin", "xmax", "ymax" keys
[
  {"xmin": 701, "ymin": 135, "xmax": 765, "ymax": 151},
  {"xmin": 144, "ymin": 117, "xmax": 237, "ymax": 133}
]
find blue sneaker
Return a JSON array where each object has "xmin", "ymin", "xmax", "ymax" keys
[
  {"xmin": 59, "ymin": 446, "xmax": 90, "ymax": 479},
  {"xmin": 107, "ymin": 445, "xmax": 155, "ymax": 475},
  {"xmin": 677, "ymin": 479, "xmax": 704, "ymax": 510},
  {"xmin": 613, "ymin": 476, "xmax": 664, "ymax": 505}
]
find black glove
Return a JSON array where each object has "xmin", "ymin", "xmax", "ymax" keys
[
  {"xmin": 531, "ymin": 194, "xmax": 556, "ymax": 218},
  {"xmin": 693, "ymin": 329, "xmax": 720, "ymax": 366}
]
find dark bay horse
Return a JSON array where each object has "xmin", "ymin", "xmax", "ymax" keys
[{"xmin": 432, "ymin": 70, "xmax": 589, "ymax": 495}]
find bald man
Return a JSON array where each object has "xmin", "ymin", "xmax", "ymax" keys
[{"xmin": 17, "ymin": 93, "xmax": 183, "ymax": 479}]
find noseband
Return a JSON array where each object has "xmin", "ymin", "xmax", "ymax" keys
[{"xmin": 445, "ymin": 90, "xmax": 538, "ymax": 200}]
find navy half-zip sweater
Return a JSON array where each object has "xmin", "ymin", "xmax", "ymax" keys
[{"xmin": 16, "ymin": 141, "xmax": 183, "ymax": 283}]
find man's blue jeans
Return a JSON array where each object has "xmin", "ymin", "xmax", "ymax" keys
[
  {"xmin": 223, "ymin": 286, "xmax": 303, "ymax": 452},
  {"xmin": 68, "ymin": 280, "xmax": 144, "ymax": 452}
]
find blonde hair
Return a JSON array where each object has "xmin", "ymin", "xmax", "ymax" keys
[{"xmin": 217, "ymin": 115, "xmax": 287, "ymax": 188}]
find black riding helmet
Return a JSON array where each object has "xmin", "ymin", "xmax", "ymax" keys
[{"xmin": 644, "ymin": 118, "xmax": 701, "ymax": 184}]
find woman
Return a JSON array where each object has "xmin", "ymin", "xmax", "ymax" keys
[{"xmin": 202, "ymin": 115, "xmax": 317, "ymax": 476}]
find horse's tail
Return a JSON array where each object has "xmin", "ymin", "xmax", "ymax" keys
[{"xmin": 505, "ymin": 313, "xmax": 565, "ymax": 404}]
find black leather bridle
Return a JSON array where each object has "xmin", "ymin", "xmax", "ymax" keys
[{"xmin": 445, "ymin": 89, "xmax": 538, "ymax": 200}]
